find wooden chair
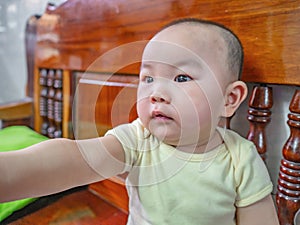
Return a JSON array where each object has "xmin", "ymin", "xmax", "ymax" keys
[{"xmin": 1, "ymin": 0, "xmax": 299, "ymax": 224}]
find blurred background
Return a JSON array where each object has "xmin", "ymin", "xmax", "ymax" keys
[{"xmin": 0, "ymin": 0, "xmax": 65, "ymax": 103}]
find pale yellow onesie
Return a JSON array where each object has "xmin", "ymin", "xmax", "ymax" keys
[{"xmin": 104, "ymin": 119, "xmax": 273, "ymax": 225}]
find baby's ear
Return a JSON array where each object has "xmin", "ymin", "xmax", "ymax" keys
[{"xmin": 222, "ymin": 81, "xmax": 248, "ymax": 117}]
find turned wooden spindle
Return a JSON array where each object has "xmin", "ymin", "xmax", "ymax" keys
[
  {"xmin": 47, "ymin": 69, "xmax": 56, "ymax": 138},
  {"xmin": 247, "ymin": 85, "xmax": 273, "ymax": 160},
  {"xmin": 39, "ymin": 69, "xmax": 49, "ymax": 136},
  {"xmin": 277, "ymin": 89, "xmax": 300, "ymax": 225},
  {"xmin": 53, "ymin": 70, "xmax": 63, "ymax": 138}
]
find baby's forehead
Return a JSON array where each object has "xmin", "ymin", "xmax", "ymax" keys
[
  {"xmin": 155, "ymin": 22, "xmax": 225, "ymax": 45},
  {"xmin": 142, "ymin": 40, "xmax": 203, "ymax": 65}
]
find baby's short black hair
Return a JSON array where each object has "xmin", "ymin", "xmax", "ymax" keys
[{"xmin": 161, "ymin": 18, "xmax": 244, "ymax": 80}]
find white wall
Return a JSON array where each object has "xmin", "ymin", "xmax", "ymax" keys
[{"xmin": 0, "ymin": 0, "xmax": 65, "ymax": 104}]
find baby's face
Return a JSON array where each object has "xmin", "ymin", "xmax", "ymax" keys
[{"xmin": 137, "ymin": 24, "xmax": 230, "ymax": 150}]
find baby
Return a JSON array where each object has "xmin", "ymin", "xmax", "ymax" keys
[{"xmin": 0, "ymin": 18, "xmax": 279, "ymax": 225}]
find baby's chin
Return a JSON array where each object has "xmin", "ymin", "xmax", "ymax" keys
[{"xmin": 147, "ymin": 121, "xmax": 177, "ymax": 139}]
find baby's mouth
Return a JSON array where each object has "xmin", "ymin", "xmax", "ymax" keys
[{"xmin": 152, "ymin": 111, "xmax": 173, "ymax": 120}]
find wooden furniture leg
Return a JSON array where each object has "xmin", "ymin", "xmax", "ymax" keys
[
  {"xmin": 247, "ymin": 85, "xmax": 273, "ymax": 161},
  {"xmin": 277, "ymin": 89, "xmax": 300, "ymax": 225}
]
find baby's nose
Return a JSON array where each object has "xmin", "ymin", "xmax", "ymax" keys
[{"xmin": 150, "ymin": 92, "xmax": 170, "ymax": 104}]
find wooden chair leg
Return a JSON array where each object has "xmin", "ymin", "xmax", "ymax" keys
[
  {"xmin": 276, "ymin": 89, "xmax": 300, "ymax": 225},
  {"xmin": 247, "ymin": 85, "xmax": 273, "ymax": 161}
]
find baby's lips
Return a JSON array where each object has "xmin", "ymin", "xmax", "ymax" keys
[{"xmin": 152, "ymin": 110, "xmax": 173, "ymax": 120}]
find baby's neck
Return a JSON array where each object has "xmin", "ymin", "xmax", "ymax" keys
[{"xmin": 176, "ymin": 130, "xmax": 223, "ymax": 154}]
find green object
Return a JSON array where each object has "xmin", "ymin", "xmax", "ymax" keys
[{"xmin": 0, "ymin": 126, "xmax": 48, "ymax": 222}]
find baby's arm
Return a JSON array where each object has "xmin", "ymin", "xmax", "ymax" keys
[
  {"xmin": 0, "ymin": 135, "xmax": 125, "ymax": 202},
  {"xmin": 236, "ymin": 194, "xmax": 279, "ymax": 225}
]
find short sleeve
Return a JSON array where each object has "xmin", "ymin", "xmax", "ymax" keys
[
  {"xmin": 234, "ymin": 144, "xmax": 273, "ymax": 207},
  {"xmin": 105, "ymin": 119, "xmax": 145, "ymax": 172}
]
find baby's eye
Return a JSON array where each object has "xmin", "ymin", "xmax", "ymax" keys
[
  {"xmin": 174, "ymin": 74, "xmax": 192, "ymax": 82},
  {"xmin": 144, "ymin": 76, "xmax": 154, "ymax": 83}
]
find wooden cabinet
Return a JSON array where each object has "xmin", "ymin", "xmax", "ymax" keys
[
  {"xmin": 34, "ymin": 69, "xmax": 72, "ymax": 138},
  {"xmin": 34, "ymin": 70, "xmax": 139, "ymax": 139},
  {"xmin": 73, "ymin": 72, "xmax": 138, "ymax": 139}
]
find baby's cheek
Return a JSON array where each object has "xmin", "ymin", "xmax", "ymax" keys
[
  {"xmin": 182, "ymin": 98, "xmax": 212, "ymax": 128},
  {"xmin": 136, "ymin": 98, "xmax": 149, "ymax": 120}
]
